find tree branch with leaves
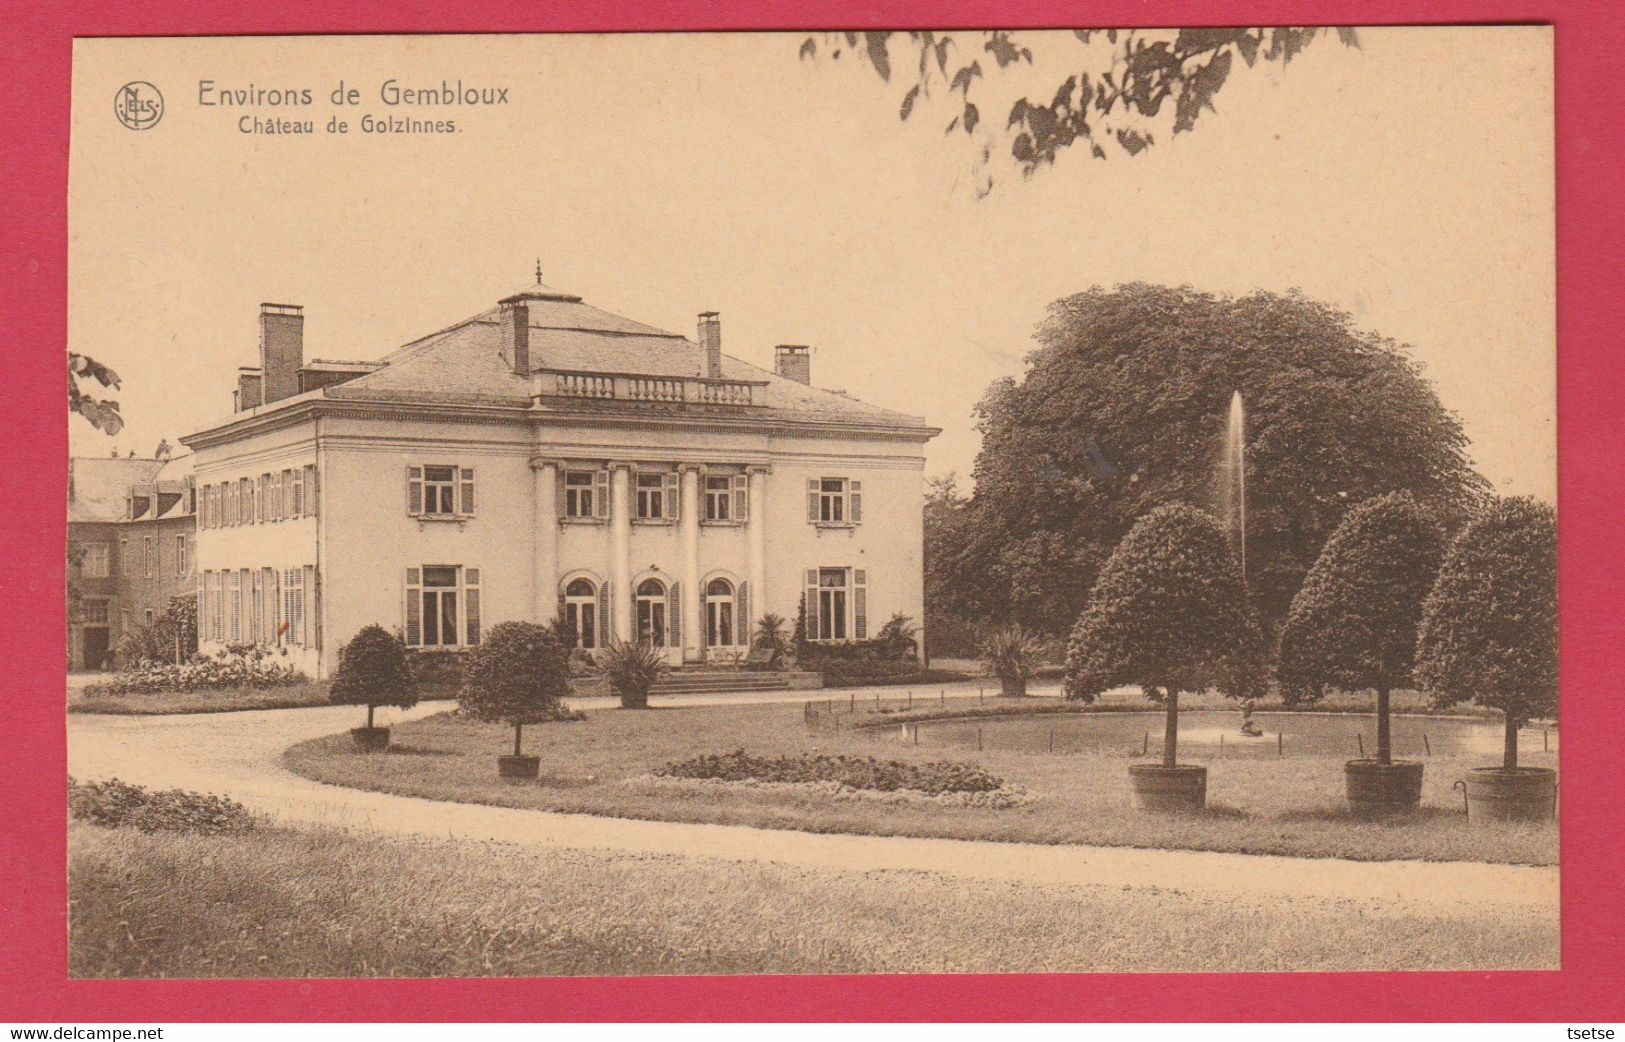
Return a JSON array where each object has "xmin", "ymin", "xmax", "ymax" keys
[
  {"xmin": 801, "ymin": 28, "xmax": 1360, "ymax": 195},
  {"xmin": 69, "ymin": 352, "xmax": 124, "ymax": 435}
]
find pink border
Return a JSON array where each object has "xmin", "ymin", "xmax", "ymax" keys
[{"xmin": 4, "ymin": 0, "xmax": 1621, "ymax": 1022}]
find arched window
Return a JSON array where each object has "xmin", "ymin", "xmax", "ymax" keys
[
  {"xmin": 563, "ymin": 578, "xmax": 597, "ymax": 650},
  {"xmin": 635, "ymin": 578, "xmax": 667, "ymax": 647},
  {"xmin": 705, "ymin": 578, "xmax": 735, "ymax": 648}
]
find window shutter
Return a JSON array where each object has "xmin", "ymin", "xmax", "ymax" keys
[
  {"xmin": 804, "ymin": 568, "xmax": 819, "ymax": 640},
  {"xmin": 459, "ymin": 467, "xmax": 476, "ymax": 516},
  {"xmin": 598, "ymin": 584, "xmax": 611, "ymax": 645},
  {"xmin": 733, "ymin": 474, "xmax": 748, "ymax": 521},
  {"xmin": 196, "ymin": 574, "xmax": 205, "ymax": 639},
  {"xmin": 464, "ymin": 567, "xmax": 481, "ymax": 645},
  {"xmin": 668, "ymin": 581, "xmax": 681, "ymax": 648},
  {"xmin": 737, "ymin": 581, "xmax": 750, "ymax": 647},
  {"xmin": 281, "ymin": 469, "xmax": 294, "ymax": 517},
  {"xmin": 807, "ymin": 479, "xmax": 820, "ymax": 522},
  {"xmin": 555, "ymin": 471, "xmax": 569, "ymax": 520},
  {"xmin": 407, "ymin": 465, "xmax": 424, "ymax": 516},
  {"xmin": 292, "ymin": 471, "xmax": 305, "ymax": 517},
  {"xmin": 854, "ymin": 569, "xmax": 868, "ymax": 639},
  {"xmin": 664, "ymin": 472, "xmax": 680, "ymax": 521},
  {"xmin": 557, "ymin": 589, "xmax": 568, "ymax": 627},
  {"xmin": 594, "ymin": 470, "xmax": 610, "ymax": 519},
  {"xmin": 304, "ymin": 464, "xmax": 318, "ymax": 517},
  {"xmin": 404, "ymin": 567, "xmax": 422, "ymax": 646},
  {"xmin": 850, "ymin": 480, "xmax": 863, "ymax": 524},
  {"xmin": 303, "ymin": 565, "xmax": 315, "ymax": 647}
]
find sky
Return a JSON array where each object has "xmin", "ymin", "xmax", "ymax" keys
[{"xmin": 69, "ymin": 27, "xmax": 1554, "ymax": 500}]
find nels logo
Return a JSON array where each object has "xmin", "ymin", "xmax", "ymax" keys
[{"xmin": 114, "ymin": 82, "xmax": 163, "ymax": 130}]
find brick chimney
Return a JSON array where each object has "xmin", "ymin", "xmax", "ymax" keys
[
  {"xmin": 236, "ymin": 369, "xmax": 263, "ymax": 412},
  {"xmin": 500, "ymin": 297, "xmax": 531, "ymax": 375},
  {"xmin": 775, "ymin": 344, "xmax": 811, "ymax": 385},
  {"xmin": 259, "ymin": 304, "xmax": 304, "ymax": 404},
  {"xmin": 698, "ymin": 312, "xmax": 722, "ymax": 378}
]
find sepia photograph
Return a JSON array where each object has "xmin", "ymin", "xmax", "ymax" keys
[{"xmin": 62, "ymin": 26, "xmax": 1558, "ymax": 980}]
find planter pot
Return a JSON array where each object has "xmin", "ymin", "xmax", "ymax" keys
[
  {"xmin": 1461, "ymin": 767, "xmax": 1557, "ymax": 823},
  {"xmin": 1344, "ymin": 759, "xmax": 1424, "ymax": 814},
  {"xmin": 497, "ymin": 754, "xmax": 540, "ymax": 780},
  {"xmin": 619, "ymin": 690, "xmax": 649, "ymax": 709},
  {"xmin": 350, "ymin": 726, "xmax": 391, "ymax": 753},
  {"xmin": 1000, "ymin": 676, "xmax": 1027, "ymax": 698},
  {"xmin": 1128, "ymin": 763, "xmax": 1207, "ymax": 812}
]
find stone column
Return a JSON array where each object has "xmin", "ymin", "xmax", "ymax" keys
[
  {"xmin": 609, "ymin": 462, "xmax": 633, "ymax": 643},
  {"xmin": 530, "ymin": 458, "xmax": 559, "ymax": 623},
  {"xmin": 679, "ymin": 464, "xmax": 703, "ymax": 663},
  {"xmin": 746, "ymin": 464, "xmax": 770, "ymax": 645}
]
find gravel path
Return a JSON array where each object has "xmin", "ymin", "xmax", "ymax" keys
[{"xmin": 66, "ymin": 698, "xmax": 1558, "ymax": 915}]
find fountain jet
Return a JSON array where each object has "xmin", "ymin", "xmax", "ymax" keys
[{"xmin": 1220, "ymin": 391, "xmax": 1247, "ymax": 582}]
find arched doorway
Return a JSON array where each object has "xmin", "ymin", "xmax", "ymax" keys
[
  {"xmin": 705, "ymin": 577, "xmax": 735, "ymax": 649},
  {"xmin": 563, "ymin": 578, "xmax": 598, "ymax": 649},
  {"xmin": 635, "ymin": 577, "xmax": 667, "ymax": 647}
]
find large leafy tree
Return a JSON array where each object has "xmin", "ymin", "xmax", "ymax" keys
[
  {"xmin": 1064, "ymin": 504, "xmax": 1264, "ymax": 766},
  {"xmin": 953, "ymin": 284, "xmax": 1487, "ymax": 636},
  {"xmin": 802, "ymin": 28, "xmax": 1359, "ymax": 196},
  {"xmin": 1276, "ymin": 493, "xmax": 1445, "ymax": 761},
  {"xmin": 1415, "ymin": 497, "xmax": 1558, "ymax": 770}
]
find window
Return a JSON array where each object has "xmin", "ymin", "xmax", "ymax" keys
[
  {"xmin": 282, "ymin": 568, "xmax": 304, "ymax": 647},
  {"xmin": 635, "ymin": 577, "xmax": 668, "ymax": 647},
  {"xmin": 807, "ymin": 478, "xmax": 863, "ymax": 525},
  {"xmin": 175, "ymin": 535, "xmax": 188, "ymax": 576},
  {"xmin": 291, "ymin": 468, "xmax": 305, "ymax": 516},
  {"xmin": 144, "ymin": 537, "xmax": 156, "ymax": 578},
  {"xmin": 705, "ymin": 578, "xmax": 736, "ymax": 648},
  {"xmin": 80, "ymin": 543, "xmax": 110, "ymax": 578},
  {"xmin": 145, "ymin": 608, "xmax": 155, "ymax": 626},
  {"xmin": 261, "ymin": 567, "xmax": 279, "ymax": 644},
  {"xmin": 563, "ymin": 470, "xmax": 603, "ymax": 519},
  {"xmin": 704, "ymin": 475, "xmax": 748, "ymax": 522},
  {"xmin": 404, "ymin": 565, "xmax": 480, "ymax": 647},
  {"xmin": 119, "ymin": 538, "xmax": 128, "ymax": 577},
  {"xmin": 805, "ymin": 567, "xmax": 864, "ymax": 641},
  {"xmin": 268, "ymin": 472, "xmax": 282, "ymax": 520},
  {"xmin": 241, "ymin": 477, "xmax": 254, "ymax": 524},
  {"xmin": 636, "ymin": 471, "xmax": 678, "ymax": 521},
  {"xmin": 257, "ymin": 474, "xmax": 268, "ymax": 521},
  {"xmin": 281, "ymin": 469, "xmax": 296, "ymax": 517},
  {"xmin": 563, "ymin": 578, "xmax": 598, "ymax": 650},
  {"xmin": 206, "ymin": 571, "xmax": 223, "ymax": 643},
  {"xmin": 83, "ymin": 600, "xmax": 109, "ymax": 626},
  {"xmin": 408, "ymin": 465, "xmax": 475, "ymax": 518}
]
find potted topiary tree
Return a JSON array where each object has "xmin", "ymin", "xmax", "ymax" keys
[
  {"xmin": 329, "ymin": 624, "xmax": 418, "ymax": 752},
  {"xmin": 1064, "ymin": 504, "xmax": 1263, "ymax": 811},
  {"xmin": 1416, "ymin": 496, "xmax": 1558, "ymax": 823},
  {"xmin": 982, "ymin": 624, "xmax": 1040, "ymax": 697},
  {"xmin": 1277, "ymin": 493, "xmax": 1444, "ymax": 813},
  {"xmin": 599, "ymin": 640, "xmax": 669, "ymax": 709},
  {"xmin": 459, "ymin": 621, "xmax": 573, "ymax": 779}
]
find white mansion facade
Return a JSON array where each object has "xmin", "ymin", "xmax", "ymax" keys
[{"xmin": 181, "ymin": 278, "xmax": 938, "ymax": 678}]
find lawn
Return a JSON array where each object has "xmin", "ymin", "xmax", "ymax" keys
[
  {"xmin": 69, "ymin": 682, "xmax": 335, "ymax": 715},
  {"xmin": 284, "ymin": 698, "xmax": 1559, "ymax": 865},
  {"xmin": 68, "ymin": 821, "xmax": 1557, "ymax": 976}
]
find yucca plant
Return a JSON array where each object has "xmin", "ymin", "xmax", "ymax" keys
[
  {"xmin": 982, "ymin": 624, "xmax": 1041, "ymax": 697},
  {"xmin": 599, "ymin": 640, "xmax": 669, "ymax": 709}
]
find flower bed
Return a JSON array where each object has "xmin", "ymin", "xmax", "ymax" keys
[
  {"xmin": 657, "ymin": 749, "xmax": 1003, "ymax": 795},
  {"xmin": 631, "ymin": 772, "xmax": 1031, "ymax": 808},
  {"xmin": 68, "ymin": 777, "xmax": 257, "ymax": 835},
  {"xmin": 84, "ymin": 646, "xmax": 308, "ymax": 696}
]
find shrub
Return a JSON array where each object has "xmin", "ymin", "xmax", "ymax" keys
[
  {"xmin": 459, "ymin": 622, "xmax": 574, "ymax": 757},
  {"xmin": 598, "ymin": 640, "xmax": 668, "ymax": 708},
  {"xmin": 1277, "ymin": 493, "xmax": 1444, "ymax": 763},
  {"xmin": 68, "ymin": 777, "xmax": 255, "ymax": 834},
  {"xmin": 658, "ymin": 750, "xmax": 1003, "ymax": 795},
  {"xmin": 111, "ymin": 596, "xmax": 199, "ymax": 668},
  {"xmin": 982, "ymin": 624, "xmax": 1041, "ymax": 688},
  {"xmin": 330, "ymin": 625, "xmax": 418, "ymax": 728},
  {"xmin": 85, "ymin": 645, "xmax": 308, "ymax": 696},
  {"xmin": 1063, "ymin": 503, "xmax": 1264, "ymax": 765},
  {"xmin": 873, "ymin": 613, "xmax": 921, "ymax": 660},
  {"xmin": 1416, "ymin": 496, "xmax": 1557, "ymax": 769}
]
